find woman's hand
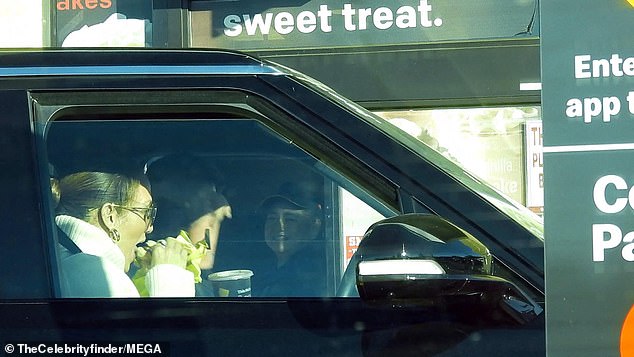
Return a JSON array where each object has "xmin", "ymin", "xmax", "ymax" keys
[{"xmin": 150, "ymin": 237, "xmax": 188, "ymax": 269}]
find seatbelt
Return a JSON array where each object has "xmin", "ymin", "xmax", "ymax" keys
[{"xmin": 57, "ymin": 226, "xmax": 81, "ymax": 255}]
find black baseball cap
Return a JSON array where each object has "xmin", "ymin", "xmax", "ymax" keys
[{"xmin": 259, "ymin": 181, "xmax": 322, "ymax": 212}]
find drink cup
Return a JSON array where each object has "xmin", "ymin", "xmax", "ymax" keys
[{"xmin": 207, "ymin": 270, "xmax": 253, "ymax": 297}]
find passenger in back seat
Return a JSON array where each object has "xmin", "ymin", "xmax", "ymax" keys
[
  {"xmin": 255, "ymin": 180, "xmax": 327, "ymax": 297},
  {"xmin": 145, "ymin": 154, "xmax": 232, "ymax": 296}
]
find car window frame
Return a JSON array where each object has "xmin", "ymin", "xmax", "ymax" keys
[{"xmin": 30, "ymin": 87, "xmax": 403, "ymax": 299}]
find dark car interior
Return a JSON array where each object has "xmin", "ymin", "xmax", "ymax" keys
[{"xmin": 45, "ymin": 115, "xmax": 348, "ymax": 297}]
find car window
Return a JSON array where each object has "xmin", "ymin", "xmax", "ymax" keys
[
  {"xmin": 282, "ymin": 69, "xmax": 545, "ymax": 241},
  {"xmin": 339, "ymin": 188, "xmax": 386, "ymax": 272},
  {"xmin": 36, "ymin": 95, "xmax": 395, "ymax": 299}
]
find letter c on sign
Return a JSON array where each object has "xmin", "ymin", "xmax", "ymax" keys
[{"xmin": 594, "ymin": 175, "xmax": 628, "ymax": 213}]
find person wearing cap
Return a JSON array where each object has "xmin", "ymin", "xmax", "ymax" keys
[
  {"xmin": 142, "ymin": 154, "xmax": 232, "ymax": 296},
  {"xmin": 257, "ymin": 181, "xmax": 327, "ymax": 297}
]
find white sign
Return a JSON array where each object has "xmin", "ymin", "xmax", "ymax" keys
[{"xmin": 525, "ymin": 120, "xmax": 543, "ymax": 215}]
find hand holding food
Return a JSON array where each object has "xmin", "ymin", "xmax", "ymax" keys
[
  {"xmin": 150, "ymin": 237, "xmax": 188, "ymax": 269},
  {"xmin": 132, "ymin": 231, "xmax": 209, "ymax": 296}
]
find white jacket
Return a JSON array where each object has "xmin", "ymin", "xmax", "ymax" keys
[{"xmin": 56, "ymin": 215, "xmax": 194, "ymax": 298}]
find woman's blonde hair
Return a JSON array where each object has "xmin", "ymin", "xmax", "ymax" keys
[{"xmin": 52, "ymin": 172, "xmax": 142, "ymax": 220}]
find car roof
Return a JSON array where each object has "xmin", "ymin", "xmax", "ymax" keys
[{"xmin": 0, "ymin": 48, "xmax": 285, "ymax": 77}]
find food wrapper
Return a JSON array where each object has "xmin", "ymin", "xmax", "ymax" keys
[{"xmin": 132, "ymin": 230, "xmax": 208, "ymax": 296}]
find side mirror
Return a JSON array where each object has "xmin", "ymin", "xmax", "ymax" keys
[{"xmin": 343, "ymin": 214, "xmax": 542, "ymax": 324}]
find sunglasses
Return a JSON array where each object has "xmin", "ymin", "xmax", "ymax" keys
[{"xmin": 113, "ymin": 204, "xmax": 157, "ymax": 232}]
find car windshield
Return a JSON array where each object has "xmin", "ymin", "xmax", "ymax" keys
[{"xmin": 283, "ymin": 65, "xmax": 544, "ymax": 240}]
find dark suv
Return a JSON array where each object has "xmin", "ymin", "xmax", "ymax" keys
[{"xmin": 0, "ymin": 49, "xmax": 544, "ymax": 356}]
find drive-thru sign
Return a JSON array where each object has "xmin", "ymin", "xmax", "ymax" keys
[{"xmin": 542, "ymin": 1, "xmax": 634, "ymax": 355}]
